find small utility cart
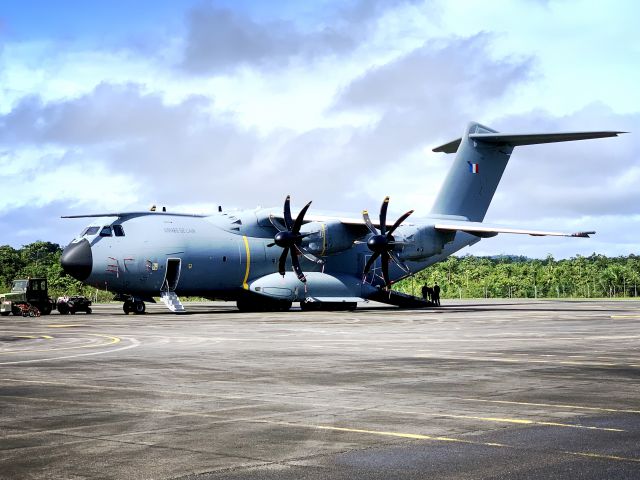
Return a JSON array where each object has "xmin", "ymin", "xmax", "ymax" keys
[{"xmin": 56, "ymin": 296, "xmax": 92, "ymax": 315}]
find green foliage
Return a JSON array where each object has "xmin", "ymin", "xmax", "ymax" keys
[
  {"xmin": 0, "ymin": 241, "xmax": 112, "ymax": 301},
  {"xmin": 395, "ymin": 254, "xmax": 640, "ymax": 299}
]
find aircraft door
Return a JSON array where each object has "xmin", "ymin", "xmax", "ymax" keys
[{"xmin": 162, "ymin": 258, "xmax": 181, "ymax": 293}]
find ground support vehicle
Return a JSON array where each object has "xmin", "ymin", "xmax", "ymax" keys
[
  {"xmin": 0, "ymin": 278, "xmax": 55, "ymax": 316},
  {"xmin": 57, "ymin": 296, "xmax": 92, "ymax": 314}
]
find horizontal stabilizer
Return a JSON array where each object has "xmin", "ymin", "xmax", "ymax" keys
[
  {"xmin": 433, "ymin": 131, "xmax": 625, "ymax": 154},
  {"xmin": 435, "ymin": 222, "xmax": 595, "ymax": 238}
]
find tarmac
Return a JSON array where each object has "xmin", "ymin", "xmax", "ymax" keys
[{"xmin": 1, "ymin": 299, "xmax": 639, "ymax": 479}]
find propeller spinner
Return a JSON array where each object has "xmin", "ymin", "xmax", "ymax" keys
[
  {"xmin": 362, "ymin": 196, "xmax": 413, "ymax": 288},
  {"xmin": 268, "ymin": 195, "xmax": 323, "ymax": 282}
]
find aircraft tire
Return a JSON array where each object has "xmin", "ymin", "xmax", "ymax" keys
[
  {"xmin": 133, "ymin": 301, "xmax": 146, "ymax": 315},
  {"xmin": 123, "ymin": 302, "xmax": 132, "ymax": 314}
]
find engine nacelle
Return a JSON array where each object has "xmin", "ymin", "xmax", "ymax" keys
[
  {"xmin": 397, "ymin": 225, "xmax": 454, "ymax": 261},
  {"xmin": 300, "ymin": 220, "xmax": 354, "ymax": 256}
]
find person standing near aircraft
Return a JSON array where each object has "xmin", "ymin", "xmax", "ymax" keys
[
  {"xmin": 433, "ymin": 283, "xmax": 441, "ymax": 306},
  {"xmin": 421, "ymin": 284, "xmax": 432, "ymax": 302}
]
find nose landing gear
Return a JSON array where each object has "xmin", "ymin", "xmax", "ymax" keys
[
  {"xmin": 120, "ymin": 296, "xmax": 146, "ymax": 315},
  {"xmin": 123, "ymin": 299, "xmax": 146, "ymax": 314}
]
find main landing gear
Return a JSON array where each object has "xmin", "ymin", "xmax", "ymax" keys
[{"xmin": 123, "ymin": 299, "xmax": 146, "ymax": 315}]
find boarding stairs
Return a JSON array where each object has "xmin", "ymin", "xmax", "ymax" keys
[{"xmin": 160, "ymin": 291, "xmax": 186, "ymax": 313}]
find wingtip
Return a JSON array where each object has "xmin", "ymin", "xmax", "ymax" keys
[{"xmin": 572, "ymin": 231, "xmax": 596, "ymax": 238}]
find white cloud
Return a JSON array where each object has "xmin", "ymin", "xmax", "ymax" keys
[{"xmin": 0, "ymin": 149, "xmax": 139, "ymax": 213}]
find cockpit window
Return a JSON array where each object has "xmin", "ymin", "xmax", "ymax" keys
[
  {"xmin": 82, "ymin": 226, "xmax": 100, "ymax": 236},
  {"xmin": 100, "ymin": 226, "xmax": 112, "ymax": 237},
  {"xmin": 113, "ymin": 225, "xmax": 125, "ymax": 237}
]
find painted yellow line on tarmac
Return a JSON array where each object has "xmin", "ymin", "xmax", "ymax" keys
[
  {"xmin": 0, "ymin": 377, "xmax": 632, "ymax": 432},
  {"xmin": 260, "ymin": 421, "xmax": 640, "ymax": 463},
  {"xmin": 4, "ymin": 394, "xmax": 639, "ymax": 464},
  {"xmin": 11, "ymin": 335, "xmax": 54, "ymax": 340},
  {"xmin": 261, "ymin": 420, "xmax": 506, "ymax": 447},
  {"xmin": 414, "ymin": 353, "xmax": 632, "ymax": 368},
  {"xmin": 611, "ymin": 315, "xmax": 640, "ymax": 319},
  {"xmin": 437, "ymin": 414, "xmax": 623, "ymax": 432},
  {"xmin": 463, "ymin": 398, "xmax": 640, "ymax": 414},
  {"xmin": 564, "ymin": 451, "xmax": 640, "ymax": 463},
  {"xmin": 46, "ymin": 324, "xmax": 88, "ymax": 328},
  {"xmin": 0, "ymin": 334, "xmax": 120, "ymax": 355}
]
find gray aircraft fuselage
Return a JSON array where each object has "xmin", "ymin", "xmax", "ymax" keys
[{"xmin": 63, "ymin": 208, "xmax": 476, "ymax": 300}]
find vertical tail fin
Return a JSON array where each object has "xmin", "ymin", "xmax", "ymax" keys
[
  {"xmin": 430, "ymin": 122, "xmax": 623, "ymax": 222},
  {"xmin": 430, "ymin": 122, "xmax": 511, "ymax": 222}
]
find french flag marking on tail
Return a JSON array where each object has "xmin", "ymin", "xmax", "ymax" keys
[{"xmin": 467, "ymin": 161, "xmax": 479, "ymax": 174}]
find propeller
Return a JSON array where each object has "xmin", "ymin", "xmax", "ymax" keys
[
  {"xmin": 361, "ymin": 196, "xmax": 413, "ymax": 288},
  {"xmin": 267, "ymin": 195, "xmax": 324, "ymax": 282}
]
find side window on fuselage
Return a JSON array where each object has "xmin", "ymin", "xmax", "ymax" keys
[
  {"xmin": 100, "ymin": 226, "xmax": 112, "ymax": 237},
  {"xmin": 113, "ymin": 225, "xmax": 125, "ymax": 237}
]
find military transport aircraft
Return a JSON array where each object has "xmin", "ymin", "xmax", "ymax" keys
[{"xmin": 60, "ymin": 122, "xmax": 623, "ymax": 314}]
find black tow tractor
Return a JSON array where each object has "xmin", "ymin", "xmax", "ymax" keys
[{"xmin": 56, "ymin": 296, "xmax": 92, "ymax": 315}]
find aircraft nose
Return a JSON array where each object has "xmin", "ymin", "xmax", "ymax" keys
[{"xmin": 61, "ymin": 239, "xmax": 93, "ymax": 281}]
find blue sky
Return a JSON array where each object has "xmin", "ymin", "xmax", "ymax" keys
[{"xmin": 1, "ymin": 0, "xmax": 639, "ymax": 258}]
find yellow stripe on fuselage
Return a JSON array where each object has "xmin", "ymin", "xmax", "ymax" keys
[{"xmin": 242, "ymin": 236, "xmax": 251, "ymax": 290}]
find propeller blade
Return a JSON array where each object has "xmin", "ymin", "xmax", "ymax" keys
[
  {"xmin": 290, "ymin": 249, "xmax": 306, "ymax": 282},
  {"xmin": 294, "ymin": 245, "xmax": 325, "ymax": 265},
  {"xmin": 283, "ymin": 195, "xmax": 293, "ymax": 230},
  {"xmin": 387, "ymin": 209, "xmax": 414, "ymax": 237},
  {"xmin": 267, "ymin": 242, "xmax": 276, "ymax": 247},
  {"xmin": 363, "ymin": 253, "xmax": 380, "ymax": 275},
  {"xmin": 292, "ymin": 201, "xmax": 312, "ymax": 234},
  {"xmin": 362, "ymin": 210, "xmax": 378, "ymax": 236},
  {"xmin": 381, "ymin": 251, "xmax": 390, "ymax": 288},
  {"xmin": 268, "ymin": 214, "xmax": 286, "ymax": 232},
  {"xmin": 379, "ymin": 196, "xmax": 389, "ymax": 235},
  {"xmin": 278, "ymin": 248, "xmax": 289, "ymax": 277},
  {"xmin": 389, "ymin": 251, "xmax": 411, "ymax": 274}
]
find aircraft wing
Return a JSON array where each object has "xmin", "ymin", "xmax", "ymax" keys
[
  {"xmin": 283, "ymin": 214, "xmax": 592, "ymax": 238},
  {"xmin": 61, "ymin": 212, "xmax": 207, "ymax": 219},
  {"xmin": 434, "ymin": 222, "xmax": 595, "ymax": 238},
  {"xmin": 302, "ymin": 214, "xmax": 410, "ymax": 229}
]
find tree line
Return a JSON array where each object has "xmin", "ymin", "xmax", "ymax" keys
[
  {"xmin": 0, "ymin": 241, "xmax": 106, "ymax": 300},
  {"xmin": 394, "ymin": 254, "xmax": 640, "ymax": 299},
  {"xmin": 1, "ymin": 241, "xmax": 639, "ymax": 300}
]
